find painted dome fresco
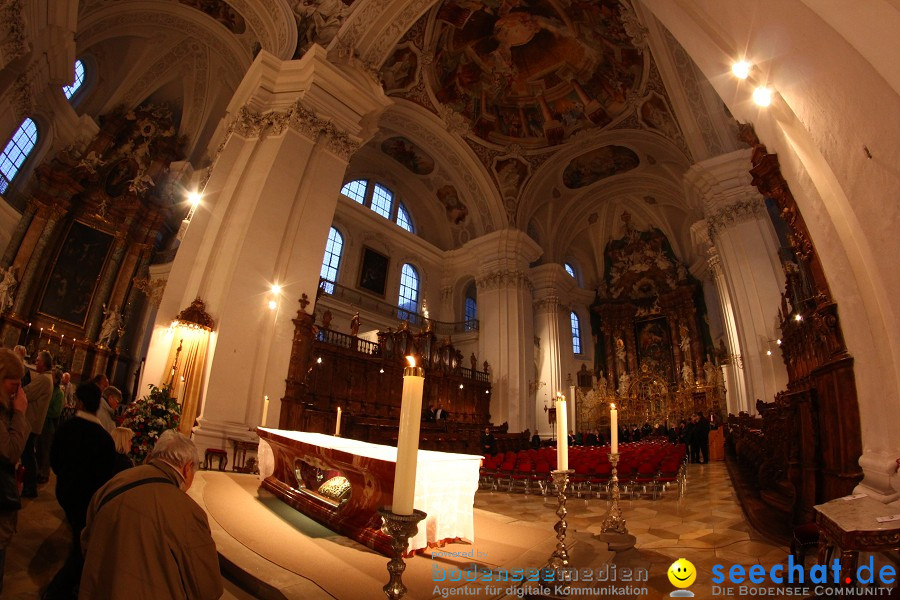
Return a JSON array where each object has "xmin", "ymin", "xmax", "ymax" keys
[{"xmin": 427, "ymin": 0, "xmax": 646, "ymax": 148}]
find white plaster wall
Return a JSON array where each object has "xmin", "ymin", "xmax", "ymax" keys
[{"xmin": 640, "ymin": 0, "xmax": 900, "ymax": 496}]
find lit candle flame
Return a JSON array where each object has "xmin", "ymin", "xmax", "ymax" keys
[
  {"xmin": 406, "ymin": 355, "xmax": 416, "ymax": 368},
  {"xmin": 611, "ymin": 403, "xmax": 616, "ymax": 410}
]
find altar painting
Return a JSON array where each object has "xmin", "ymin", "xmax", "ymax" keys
[
  {"xmin": 38, "ymin": 221, "xmax": 113, "ymax": 326},
  {"xmin": 634, "ymin": 317, "xmax": 674, "ymax": 382}
]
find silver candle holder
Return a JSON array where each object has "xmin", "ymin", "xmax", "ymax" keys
[
  {"xmin": 601, "ymin": 452, "xmax": 627, "ymax": 534},
  {"xmin": 548, "ymin": 469, "xmax": 574, "ymax": 569},
  {"xmin": 378, "ymin": 507, "xmax": 427, "ymax": 600}
]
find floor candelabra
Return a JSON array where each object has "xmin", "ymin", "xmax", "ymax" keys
[{"xmin": 599, "ymin": 452, "xmax": 636, "ymax": 550}]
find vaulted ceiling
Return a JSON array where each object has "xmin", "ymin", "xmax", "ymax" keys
[{"xmin": 70, "ymin": 0, "xmax": 744, "ymax": 288}]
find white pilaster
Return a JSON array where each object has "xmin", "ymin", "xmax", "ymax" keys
[
  {"xmin": 468, "ymin": 229, "xmax": 541, "ymax": 433},
  {"xmin": 142, "ymin": 47, "xmax": 391, "ymax": 452},
  {"xmin": 685, "ymin": 149, "xmax": 788, "ymax": 413}
]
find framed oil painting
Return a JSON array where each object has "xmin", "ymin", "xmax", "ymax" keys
[
  {"xmin": 38, "ymin": 221, "xmax": 114, "ymax": 326},
  {"xmin": 357, "ymin": 246, "xmax": 389, "ymax": 297}
]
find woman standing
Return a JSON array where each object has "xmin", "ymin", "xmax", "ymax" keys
[{"xmin": 0, "ymin": 348, "xmax": 29, "ymax": 594}]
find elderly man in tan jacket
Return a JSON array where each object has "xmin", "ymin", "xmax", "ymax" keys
[
  {"xmin": 21, "ymin": 350, "xmax": 52, "ymax": 497},
  {"xmin": 79, "ymin": 430, "xmax": 222, "ymax": 599}
]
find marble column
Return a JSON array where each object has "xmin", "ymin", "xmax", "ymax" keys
[
  {"xmin": 85, "ymin": 235, "xmax": 128, "ymax": 341},
  {"xmin": 140, "ymin": 47, "xmax": 391, "ymax": 453},
  {"xmin": 685, "ymin": 149, "xmax": 788, "ymax": 413},
  {"xmin": 11, "ymin": 203, "xmax": 64, "ymax": 315},
  {"xmin": 470, "ymin": 229, "xmax": 541, "ymax": 433}
]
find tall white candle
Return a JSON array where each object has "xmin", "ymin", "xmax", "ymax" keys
[
  {"xmin": 335, "ymin": 406, "xmax": 342, "ymax": 436},
  {"xmin": 610, "ymin": 403, "xmax": 618, "ymax": 454},
  {"xmin": 556, "ymin": 394, "xmax": 568, "ymax": 471},
  {"xmin": 261, "ymin": 395, "xmax": 269, "ymax": 426},
  {"xmin": 569, "ymin": 384, "xmax": 577, "ymax": 438},
  {"xmin": 392, "ymin": 356, "xmax": 425, "ymax": 515}
]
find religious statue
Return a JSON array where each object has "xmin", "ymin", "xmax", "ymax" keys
[
  {"xmin": 679, "ymin": 322, "xmax": 691, "ymax": 356},
  {"xmin": 0, "ymin": 267, "xmax": 17, "ymax": 313},
  {"xmin": 681, "ymin": 362, "xmax": 694, "ymax": 387},
  {"xmin": 350, "ymin": 312, "xmax": 360, "ymax": 336},
  {"xmin": 321, "ymin": 310, "xmax": 333, "ymax": 330},
  {"xmin": 596, "ymin": 372, "xmax": 609, "ymax": 397},
  {"xmin": 98, "ymin": 304, "xmax": 124, "ymax": 347},
  {"xmin": 615, "ymin": 337, "xmax": 626, "ymax": 373},
  {"xmin": 617, "ymin": 372, "xmax": 630, "ymax": 397},
  {"xmin": 483, "ymin": 360, "xmax": 490, "ymax": 374},
  {"xmin": 470, "ymin": 352, "xmax": 477, "ymax": 373},
  {"xmin": 703, "ymin": 356, "xmax": 717, "ymax": 386}
]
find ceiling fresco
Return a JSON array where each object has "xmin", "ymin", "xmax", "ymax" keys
[
  {"xmin": 381, "ymin": 136, "xmax": 436, "ymax": 174},
  {"xmin": 562, "ymin": 145, "xmax": 640, "ymax": 189},
  {"xmin": 427, "ymin": 0, "xmax": 646, "ymax": 148}
]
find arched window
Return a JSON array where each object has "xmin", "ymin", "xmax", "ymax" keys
[
  {"xmin": 570, "ymin": 311, "xmax": 582, "ymax": 354},
  {"xmin": 0, "ymin": 118, "xmax": 38, "ymax": 194},
  {"xmin": 564, "ymin": 263, "xmax": 576, "ymax": 279},
  {"xmin": 464, "ymin": 296, "xmax": 477, "ymax": 331},
  {"xmin": 340, "ymin": 179, "xmax": 367, "ymax": 204},
  {"xmin": 398, "ymin": 263, "xmax": 419, "ymax": 315},
  {"xmin": 396, "ymin": 201, "xmax": 414, "ymax": 233},
  {"xmin": 319, "ymin": 227, "xmax": 343, "ymax": 294},
  {"xmin": 371, "ymin": 183, "xmax": 394, "ymax": 219},
  {"xmin": 62, "ymin": 59, "xmax": 86, "ymax": 99}
]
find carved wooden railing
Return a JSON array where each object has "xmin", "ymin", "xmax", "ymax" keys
[
  {"xmin": 319, "ymin": 278, "xmax": 478, "ymax": 334},
  {"xmin": 279, "ymin": 294, "xmax": 493, "ymax": 446}
]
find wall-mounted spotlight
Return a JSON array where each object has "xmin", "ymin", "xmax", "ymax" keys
[
  {"xmin": 731, "ymin": 60, "xmax": 752, "ymax": 79},
  {"xmin": 753, "ymin": 86, "xmax": 773, "ymax": 107}
]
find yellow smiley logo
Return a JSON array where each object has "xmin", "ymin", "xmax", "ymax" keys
[{"xmin": 668, "ymin": 558, "xmax": 697, "ymax": 589}]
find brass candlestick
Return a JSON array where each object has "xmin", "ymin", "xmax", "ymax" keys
[
  {"xmin": 378, "ymin": 508, "xmax": 427, "ymax": 600},
  {"xmin": 602, "ymin": 452, "xmax": 627, "ymax": 534}
]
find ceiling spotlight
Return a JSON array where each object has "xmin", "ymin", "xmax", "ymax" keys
[
  {"xmin": 316, "ymin": 357, "xmax": 323, "ymax": 364},
  {"xmin": 776, "ymin": 339, "xmax": 782, "ymax": 346},
  {"xmin": 753, "ymin": 86, "xmax": 773, "ymax": 107},
  {"xmin": 459, "ymin": 384, "xmax": 464, "ymax": 389},
  {"xmin": 187, "ymin": 191, "xmax": 202, "ymax": 207},
  {"xmin": 766, "ymin": 350, "xmax": 772, "ymax": 356},
  {"xmin": 271, "ymin": 284, "xmax": 282, "ymax": 295},
  {"xmin": 732, "ymin": 61, "xmax": 752, "ymax": 79},
  {"xmin": 267, "ymin": 300, "xmax": 277, "ymax": 310},
  {"xmin": 794, "ymin": 314, "xmax": 803, "ymax": 322}
]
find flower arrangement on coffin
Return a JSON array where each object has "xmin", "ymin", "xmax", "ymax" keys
[{"xmin": 120, "ymin": 384, "xmax": 181, "ymax": 464}]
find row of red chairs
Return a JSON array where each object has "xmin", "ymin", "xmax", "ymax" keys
[{"xmin": 479, "ymin": 442, "xmax": 687, "ymax": 499}]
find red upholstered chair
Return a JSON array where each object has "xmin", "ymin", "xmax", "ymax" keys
[
  {"xmin": 532, "ymin": 461, "xmax": 552, "ymax": 495},
  {"xmin": 510, "ymin": 460, "xmax": 533, "ymax": 493}
]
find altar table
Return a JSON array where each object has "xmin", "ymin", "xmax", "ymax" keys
[
  {"xmin": 815, "ymin": 495, "xmax": 900, "ymax": 582},
  {"xmin": 256, "ymin": 429, "xmax": 481, "ymax": 555}
]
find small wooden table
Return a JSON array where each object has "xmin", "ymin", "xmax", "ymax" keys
[{"xmin": 814, "ymin": 495, "xmax": 900, "ymax": 581}]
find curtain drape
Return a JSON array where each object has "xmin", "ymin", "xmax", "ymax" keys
[{"xmin": 162, "ymin": 325, "xmax": 210, "ymax": 436}]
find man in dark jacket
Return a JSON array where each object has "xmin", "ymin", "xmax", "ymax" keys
[
  {"xmin": 80, "ymin": 430, "xmax": 223, "ymax": 599},
  {"xmin": 46, "ymin": 382, "xmax": 116, "ymax": 599}
]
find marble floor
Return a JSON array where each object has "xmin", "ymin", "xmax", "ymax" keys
[
  {"xmin": 474, "ymin": 462, "xmax": 805, "ymax": 599},
  {"xmin": 0, "ymin": 462, "xmax": 837, "ymax": 599}
]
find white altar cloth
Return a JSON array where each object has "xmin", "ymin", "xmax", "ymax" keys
[{"xmin": 257, "ymin": 429, "xmax": 481, "ymax": 551}]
